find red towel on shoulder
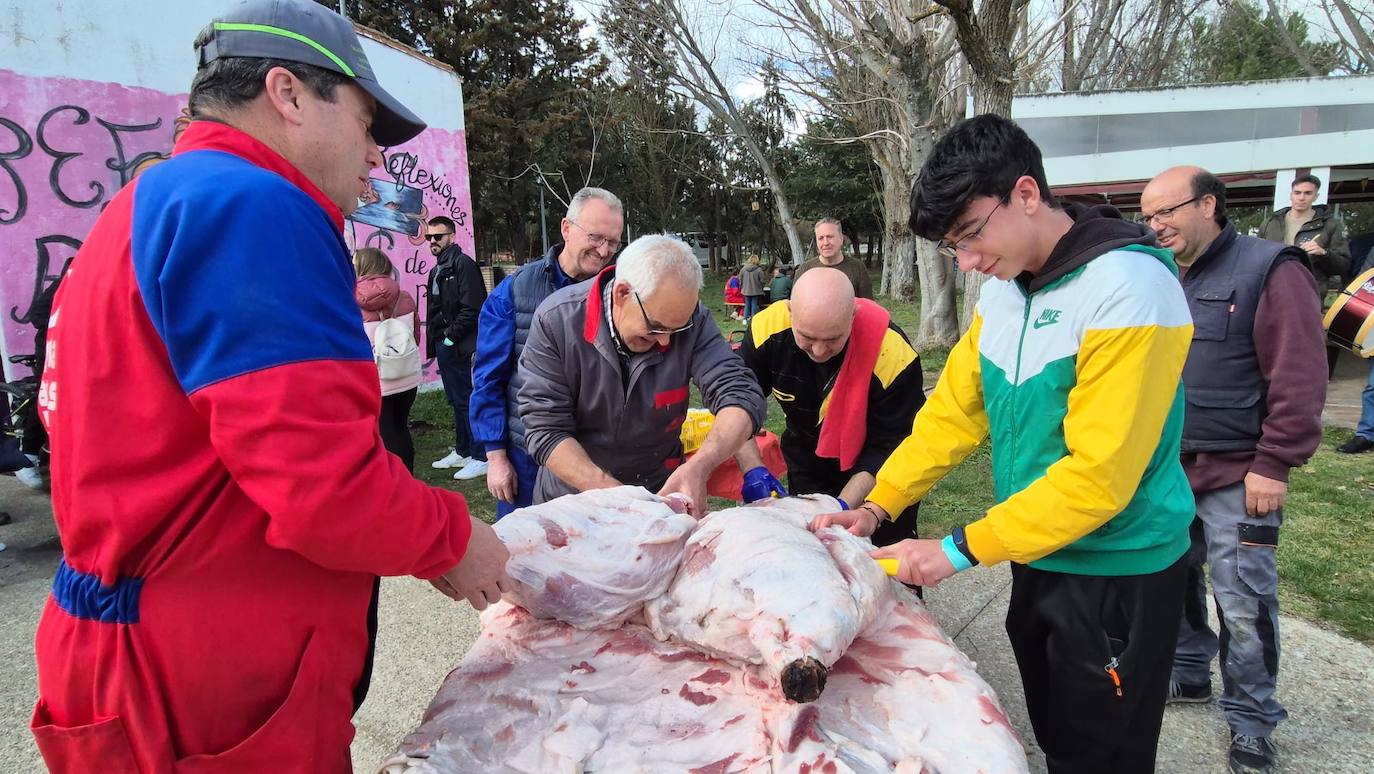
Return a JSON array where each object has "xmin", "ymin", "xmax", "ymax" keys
[{"xmin": 815, "ymin": 299, "xmax": 889, "ymax": 470}]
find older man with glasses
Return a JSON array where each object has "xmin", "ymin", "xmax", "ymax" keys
[
  {"xmin": 516, "ymin": 234, "xmax": 766, "ymax": 516},
  {"xmin": 469, "ymin": 187, "xmax": 625, "ymax": 517},
  {"xmin": 1141, "ymin": 165, "xmax": 1326, "ymax": 774}
]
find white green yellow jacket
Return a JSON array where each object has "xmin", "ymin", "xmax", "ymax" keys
[{"xmin": 868, "ymin": 243, "xmax": 1196, "ymax": 575}]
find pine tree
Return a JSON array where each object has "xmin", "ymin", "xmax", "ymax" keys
[{"xmin": 330, "ymin": 0, "xmax": 607, "ymax": 260}]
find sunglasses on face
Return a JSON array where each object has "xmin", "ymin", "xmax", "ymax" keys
[
  {"xmin": 426, "ymin": 232, "xmax": 454, "ymax": 242},
  {"xmin": 634, "ymin": 292, "xmax": 694, "ymax": 336}
]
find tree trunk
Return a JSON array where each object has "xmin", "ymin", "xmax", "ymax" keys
[
  {"xmin": 915, "ymin": 239, "xmax": 960, "ymax": 349},
  {"xmin": 876, "ymin": 152, "xmax": 958, "ymax": 348}
]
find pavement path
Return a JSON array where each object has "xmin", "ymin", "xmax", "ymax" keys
[{"xmin": 3, "ymin": 474, "xmax": 1372, "ymax": 773}]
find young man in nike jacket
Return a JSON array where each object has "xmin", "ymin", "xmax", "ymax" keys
[{"xmin": 811, "ymin": 114, "xmax": 1195, "ymax": 774}]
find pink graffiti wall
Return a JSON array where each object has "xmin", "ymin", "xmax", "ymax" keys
[{"xmin": 0, "ymin": 67, "xmax": 472, "ymax": 384}]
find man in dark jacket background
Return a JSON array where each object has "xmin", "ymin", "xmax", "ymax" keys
[
  {"xmin": 1259, "ymin": 173, "xmax": 1352, "ymax": 379},
  {"xmin": 425, "ymin": 215, "xmax": 489, "ymax": 479},
  {"xmin": 1143, "ymin": 166, "xmax": 1326, "ymax": 774},
  {"xmin": 1259, "ymin": 174, "xmax": 1351, "ymax": 295}
]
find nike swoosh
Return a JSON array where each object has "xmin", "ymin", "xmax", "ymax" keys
[{"xmin": 1032, "ymin": 320, "xmax": 1056, "ymax": 329}]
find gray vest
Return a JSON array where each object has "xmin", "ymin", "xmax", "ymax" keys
[
  {"xmin": 1180, "ymin": 226, "xmax": 1299, "ymax": 453},
  {"xmin": 505, "ymin": 248, "xmax": 570, "ymax": 449}
]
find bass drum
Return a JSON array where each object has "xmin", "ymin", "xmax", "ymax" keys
[{"xmin": 1324, "ymin": 267, "xmax": 1374, "ymax": 358}]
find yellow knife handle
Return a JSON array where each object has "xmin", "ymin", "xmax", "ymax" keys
[{"xmin": 875, "ymin": 558, "xmax": 899, "ymax": 576}]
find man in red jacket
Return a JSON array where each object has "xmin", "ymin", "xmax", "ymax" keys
[{"xmin": 30, "ymin": 2, "xmax": 508, "ymax": 771}]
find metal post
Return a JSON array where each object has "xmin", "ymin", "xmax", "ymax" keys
[
  {"xmin": 338, "ymin": 1, "xmax": 348, "ymax": 19},
  {"xmin": 540, "ymin": 186, "xmax": 549, "ymax": 255}
]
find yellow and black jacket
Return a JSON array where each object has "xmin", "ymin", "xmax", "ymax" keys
[{"xmin": 741, "ymin": 302, "xmax": 924, "ymax": 477}]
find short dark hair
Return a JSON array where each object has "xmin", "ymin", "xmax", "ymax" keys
[
  {"xmin": 188, "ymin": 26, "xmax": 348, "ymax": 118},
  {"xmin": 908, "ymin": 114, "xmax": 1055, "ymax": 241},
  {"xmin": 1191, "ymin": 170, "xmax": 1229, "ymax": 226},
  {"xmin": 428, "ymin": 216, "xmax": 456, "ymax": 232},
  {"xmin": 1292, "ymin": 173, "xmax": 1321, "ymax": 190}
]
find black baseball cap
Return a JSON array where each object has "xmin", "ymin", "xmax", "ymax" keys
[{"xmin": 194, "ymin": 0, "xmax": 426, "ymax": 146}]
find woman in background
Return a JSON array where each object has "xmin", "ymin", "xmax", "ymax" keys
[{"xmin": 354, "ymin": 247, "xmax": 422, "ymax": 470}]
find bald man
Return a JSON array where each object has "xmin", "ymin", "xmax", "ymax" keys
[
  {"xmin": 1141, "ymin": 165, "xmax": 1325, "ymax": 774},
  {"xmin": 736, "ymin": 268, "xmax": 924, "ymax": 546}
]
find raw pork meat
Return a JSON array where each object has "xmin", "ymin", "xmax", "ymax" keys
[
  {"xmin": 644, "ymin": 496, "xmax": 891, "ymax": 702},
  {"xmin": 380, "ymin": 492, "xmax": 1028, "ymax": 773},
  {"xmin": 493, "ymin": 486, "xmax": 696, "ymax": 629},
  {"xmin": 380, "ymin": 596, "xmax": 1026, "ymax": 773}
]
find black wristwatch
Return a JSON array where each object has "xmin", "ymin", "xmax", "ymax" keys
[{"xmin": 951, "ymin": 525, "xmax": 979, "ymax": 567}]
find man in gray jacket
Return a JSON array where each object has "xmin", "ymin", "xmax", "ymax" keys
[{"xmin": 518, "ymin": 234, "xmax": 767, "ymax": 515}]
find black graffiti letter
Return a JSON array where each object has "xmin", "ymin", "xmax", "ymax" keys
[
  {"xmin": 0, "ymin": 116, "xmax": 32, "ymax": 225},
  {"xmin": 364, "ymin": 229, "xmax": 397, "ymax": 251},
  {"xmin": 97, "ymin": 116, "xmax": 166, "ymax": 188},
  {"xmin": 37, "ymin": 105, "xmax": 104, "ymax": 209},
  {"xmin": 11, "ymin": 235, "xmax": 82, "ymax": 325}
]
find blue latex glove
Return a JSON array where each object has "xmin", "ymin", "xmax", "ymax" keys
[{"xmin": 741, "ymin": 466, "xmax": 787, "ymax": 503}]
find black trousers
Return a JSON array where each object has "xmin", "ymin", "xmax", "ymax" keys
[
  {"xmin": 1005, "ymin": 553, "xmax": 1188, "ymax": 774},
  {"xmin": 379, "ymin": 387, "xmax": 417, "ymax": 472}
]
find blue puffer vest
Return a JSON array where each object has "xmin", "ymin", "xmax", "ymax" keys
[{"xmin": 506, "ymin": 246, "xmax": 574, "ymax": 449}]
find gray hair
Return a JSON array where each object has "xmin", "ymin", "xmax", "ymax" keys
[
  {"xmin": 566, "ymin": 187, "xmax": 624, "ymax": 222},
  {"xmin": 614, "ymin": 234, "xmax": 702, "ymax": 298}
]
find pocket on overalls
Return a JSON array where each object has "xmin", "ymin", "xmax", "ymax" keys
[
  {"xmin": 32, "ymin": 700, "xmax": 141, "ymax": 774},
  {"xmin": 1236, "ymin": 522, "xmax": 1279, "ymax": 597},
  {"xmin": 175, "ymin": 628, "xmax": 338, "ymax": 772}
]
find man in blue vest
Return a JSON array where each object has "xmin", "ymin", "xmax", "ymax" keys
[
  {"xmin": 1141, "ymin": 166, "xmax": 1327, "ymax": 774},
  {"xmin": 470, "ymin": 187, "xmax": 624, "ymax": 517}
]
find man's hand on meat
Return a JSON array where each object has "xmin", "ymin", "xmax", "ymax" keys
[
  {"xmin": 809, "ymin": 500, "xmax": 885, "ymax": 537},
  {"xmin": 662, "ymin": 405, "xmax": 758, "ymax": 516},
  {"xmin": 436, "ymin": 517, "xmax": 513, "ymax": 610},
  {"xmin": 657, "ymin": 459, "xmax": 711, "ymax": 517},
  {"xmin": 870, "ymin": 539, "xmax": 957, "ymax": 587}
]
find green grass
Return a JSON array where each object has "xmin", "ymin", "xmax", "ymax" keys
[
  {"xmin": 412, "ymin": 268, "xmax": 1374, "ymax": 643},
  {"xmin": 1278, "ymin": 426, "xmax": 1374, "ymax": 643}
]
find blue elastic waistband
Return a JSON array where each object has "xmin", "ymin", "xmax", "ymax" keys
[{"xmin": 51, "ymin": 558, "xmax": 142, "ymax": 624}]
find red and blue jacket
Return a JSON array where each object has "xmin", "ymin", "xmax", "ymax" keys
[{"xmin": 31, "ymin": 121, "xmax": 473, "ymax": 772}]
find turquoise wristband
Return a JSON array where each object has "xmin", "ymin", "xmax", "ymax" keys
[{"xmin": 941, "ymin": 534, "xmax": 973, "ymax": 572}]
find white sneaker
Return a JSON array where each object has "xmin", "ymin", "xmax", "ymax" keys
[
  {"xmin": 15, "ymin": 465, "xmax": 43, "ymax": 489},
  {"xmin": 432, "ymin": 450, "xmax": 472, "ymax": 469},
  {"xmin": 453, "ymin": 460, "xmax": 489, "ymax": 480}
]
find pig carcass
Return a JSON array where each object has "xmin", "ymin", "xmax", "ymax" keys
[
  {"xmin": 382, "ymin": 489, "xmax": 1027, "ymax": 773},
  {"xmin": 644, "ymin": 495, "xmax": 892, "ymax": 702},
  {"xmin": 493, "ymin": 485, "xmax": 696, "ymax": 630}
]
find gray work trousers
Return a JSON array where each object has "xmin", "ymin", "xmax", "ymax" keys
[{"xmin": 1171, "ymin": 481, "xmax": 1287, "ymax": 737}]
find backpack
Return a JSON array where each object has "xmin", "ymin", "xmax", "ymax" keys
[{"xmin": 371, "ymin": 305, "xmax": 421, "ymax": 381}]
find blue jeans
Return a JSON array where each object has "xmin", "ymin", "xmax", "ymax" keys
[
  {"xmin": 435, "ymin": 342, "xmax": 484, "ymax": 461},
  {"xmin": 744, "ymin": 294, "xmax": 763, "ymax": 320},
  {"xmin": 494, "ymin": 444, "xmax": 539, "ymax": 520},
  {"xmin": 1358, "ymin": 359, "xmax": 1374, "ymax": 440}
]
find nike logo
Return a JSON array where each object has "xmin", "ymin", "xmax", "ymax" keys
[{"xmin": 1032, "ymin": 309, "xmax": 1062, "ymax": 329}]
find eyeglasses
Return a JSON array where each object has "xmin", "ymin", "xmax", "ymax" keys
[
  {"xmin": 569, "ymin": 219, "xmax": 622, "ymax": 253},
  {"xmin": 1141, "ymin": 196, "xmax": 1200, "ymax": 225},
  {"xmin": 936, "ymin": 193, "xmax": 1010, "ymax": 259},
  {"xmin": 425, "ymin": 232, "xmax": 454, "ymax": 242},
  {"xmin": 634, "ymin": 292, "xmax": 694, "ymax": 336}
]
